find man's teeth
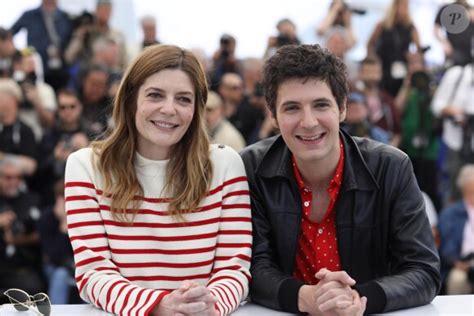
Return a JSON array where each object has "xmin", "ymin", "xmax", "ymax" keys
[
  {"xmin": 299, "ymin": 134, "xmax": 322, "ymax": 141},
  {"xmin": 153, "ymin": 121, "xmax": 176, "ymax": 128}
]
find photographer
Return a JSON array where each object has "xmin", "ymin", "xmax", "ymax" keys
[
  {"xmin": 399, "ymin": 51, "xmax": 441, "ymax": 210},
  {"xmin": 209, "ymin": 33, "xmax": 242, "ymax": 91},
  {"xmin": 317, "ymin": 0, "xmax": 363, "ymax": 50},
  {"xmin": 0, "ymin": 158, "xmax": 44, "ymax": 300},
  {"xmin": 0, "ymin": 28, "xmax": 19, "ymax": 78},
  {"xmin": 264, "ymin": 18, "xmax": 301, "ymax": 59},
  {"xmin": 64, "ymin": 0, "xmax": 126, "ymax": 72},
  {"xmin": 341, "ymin": 91, "xmax": 390, "ymax": 144},
  {"xmin": 438, "ymin": 164, "xmax": 474, "ymax": 294},
  {"xmin": 12, "ymin": 47, "xmax": 57, "ymax": 141},
  {"xmin": 33, "ymin": 89, "xmax": 91, "ymax": 206},
  {"xmin": 10, "ymin": 0, "xmax": 72, "ymax": 91},
  {"xmin": 432, "ymin": 62, "xmax": 474, "ymax": 202}
]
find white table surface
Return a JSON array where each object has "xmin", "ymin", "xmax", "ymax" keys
[{"xmin": 0, "ymin": 295, "xmax": 472, "ymax": 315}]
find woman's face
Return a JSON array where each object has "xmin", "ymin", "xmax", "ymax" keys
[{"xmin": 135, "ymin": 69, "xmax": 196, "ymax": 160}]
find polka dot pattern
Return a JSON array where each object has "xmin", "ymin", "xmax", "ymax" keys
[{"xmin": 291, "ymin": 140, "xmax": 344, "ymax": 285}]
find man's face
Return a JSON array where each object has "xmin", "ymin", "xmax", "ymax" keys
[
  {"xmin": 57, "ymin": 93, "xmax": 82, "ymax": 126},
  {"xmin": 359, "ymin": 63, "xmax": 382, "ymax": 86},
  {"xmin": 82, "ymin": 70, "xmax": 108, "ymax": 104},
  {"xmin": 95, "ymin": 4, "xmax": 112, "ymax": 24},
  {"xmin": 463, "ymin": 179, "xmax": 474, "ymax": 207},
  {"xmin": 205, "ymin": 105, "xmax": 223, "ymax": 129},
  {"xmin": 219, "ymin": 74, "xmax": 243, "ymax": 104},
  {"xmin": 345, "ymin": 101, "xmax": 368, "ymax": 123},
  {"xmin": 274, "ymin": 78, "xmax": 345, "ymax": 166},
  {"xmin": 0, "ymin": 91, "xmax": 18, "ymax": 124},
  {"xmin": 0, "ymin": 164, "xmax": 22, "ymax": 198}
]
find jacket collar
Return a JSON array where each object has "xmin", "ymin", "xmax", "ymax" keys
[{"xmin": 255, "ymin": 129, "xmax": 379, "ymax": 191}]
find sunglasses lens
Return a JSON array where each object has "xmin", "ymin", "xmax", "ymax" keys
[
  {"xmin": 4, "ymin": 289, "xmax": 29, "ymax": 311},
  {"xmin": 33, "ymin": 293, "xmax": 51, "ymax": 316}
]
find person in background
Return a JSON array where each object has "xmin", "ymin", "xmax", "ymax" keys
[
  {"xmin": 0, "ymin": 79, "xmax": 37, "ymax": 177},
  {"xmin": 10, "ymin": 0, "xmax": 72, "ymax": 91},
  {"xmin": 78, "ymin": 64, "xmax": 111, "ymax": 137},
  {"xmin": 12, "ymin": 47, "xmax": 57, "ymax": 141},
  {"xmin": 434, "ymin": 0, "xmax": 473, "ymax": 68},
  {"xmin": 205, "ymin": 91, "xmax": 246, "ymax": 151},
  {"xmin": 65, "ymin": 45, "xmax": 251, "ymax": 315},
  {"xmin": 0, "ymin": 28, "xmax": 19, "ymax": 78},
  {"xmin": 218, "ymin": 73, "xmax": 263, "ymax": 144},
  {"xmin": 34, "ymin": 89, "xmax": 91, "ymax": 206},
  {"xmin": 209, "ymin": 33, "xmax": 242, "ymax": 91},
  {"xmin": 65, "ymin": 0, "xmax": 127, "ymax": 72},
  {"xmin": 431, "ymin": 62, "xmax": 474, "ymax": 203},
  {"xmin": 367, "ymin": 0, "xmax": 422, "ymax": 97},
  {"xmin": 342, "ymin": 91, "xmax": 390, "ymax": 144},
  {"xmin": 398, "ymin": 51, "xmax": 441, "ymax": 210},
  {"xmin": 38, "ymin": 178, "xmax": 77, "ymax": 304},
  {"xmin": 240, "ymin": 44, "xmax": 440, "ymax": 315},
  {"xmin": 317, "ymin": 0, "xmax": 358, "ymax": 50},
  {"xmin": 141, "ymin": 15, "xmax": 160, "ymax": 48},
  {"xmin": 357, "ymin": 56, "xmax": 401, "ymax": 147},
  {"xmin": 264, "ymin": 18, "xmax": 301, "ymax": 59},
  {"xmin": 438, "ymin": 164, "xmax": 474, "ymax": 294},
  {"xmin": 0, "ymin": 158, "xmax": 44, "ymax": 301}
]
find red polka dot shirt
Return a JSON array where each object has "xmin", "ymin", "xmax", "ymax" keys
[{"xmin": 292, "ymin": 140, "xmax": 344, "ymax": 285}]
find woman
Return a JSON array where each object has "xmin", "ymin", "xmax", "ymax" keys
[
  {"xmin": 64, "ymin": 45, "xmax": 252, "ymax": 316},
  {"xmin": 367, "ymin": 0, "xmax": 421, "ymax": 97}
]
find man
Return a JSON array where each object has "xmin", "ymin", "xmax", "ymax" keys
[
  {"xmin": 205, "ymin": 91, "xmax": 246, "ymax": 151},
  {"xmin": 240, "ymin": 44, "xmax": 440, "ymax": 315},
  {"xmin": 358, "ymin": 56, "xmax": 401, "ymax": 147},
  {"xmin": 218, "ymin": 73, "xmax": 263, "ymax": 144},
  {"xmin": 431, "ymin": 62, "xmax": 474, "ymax": 202},
  {"xmin": 0, "ymin": 28, "xmax": 19, "ymax": 78},
  {"xmin": 0, "ymin": 158, "xmax": 43, "ymax": 301},
  {"xmin": 10, "ymin": 0, "xmax": 72, "ymax": 90},
  {"xmin": 0, "ymin": 79, "xmax": 37, "ymax": 176},
  {"xmin": 438, "ymin": 164, "xmax": 474, "ymax": 295}
]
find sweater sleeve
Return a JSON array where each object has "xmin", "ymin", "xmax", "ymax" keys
[
  {"xmin": 64, "ymin": 149, "xmax": 169, "ymax": 316},
  {"xmin": 207, "ymin": 147, "xmax": 252, "ymax": 315}
]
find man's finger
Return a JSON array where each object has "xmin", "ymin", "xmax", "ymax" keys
[{"xmin": 315, "ymin": 270, "xmax": 356, "ymax": 286}]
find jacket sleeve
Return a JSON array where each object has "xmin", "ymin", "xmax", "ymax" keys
[
  {"xmin": 358, "ymin": 156, "xmax": 441, "ymax": 313},
  {"xmin": 241, "ymin": 151, "xmax": 304, "ymax": 313},
  {"xmin": 65, "ymin": 151, "xmax": 169, "ymax": 316},
  {"xmin": 206, "ymin": 149, "xmax": 252, "ymax": 315}
]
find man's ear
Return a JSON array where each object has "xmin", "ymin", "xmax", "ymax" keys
[{"xmin": 339, "ymin": 100, "xmax": 347, "ymax": 122}]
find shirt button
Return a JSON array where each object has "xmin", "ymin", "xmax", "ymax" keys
[
  {"xmin": 318, "ymin": 228, "xmax": 324, "ymax": 234},
  {"xmin": 304, "ymin": 201, "xmax": 310, "ymax": 207}
]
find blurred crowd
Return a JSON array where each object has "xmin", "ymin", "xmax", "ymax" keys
[{"xmin": 0, "ymin": 0, "xmax": 473, "ymax": 304}]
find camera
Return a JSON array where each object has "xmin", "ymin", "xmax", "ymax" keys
[
  {"xmin": 410, "ymin": 71, "xmax": 431, "ymax": 93},
  {"xmin": 220, "ymin": 35, "xmax": 232, "ymax": 59},
  {"xmin": 276, "ymin": 33, "xmax": 292, "ymax": 47},
  {"xmin": 71, "ymin": 11, "xmax": 95, "ymax": 31}
]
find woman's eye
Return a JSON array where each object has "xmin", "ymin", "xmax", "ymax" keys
[
  {"xmin": 147, "ymin": 92, "xmax": 161, "ymax": 98},
  {"xmin": 178, "ymin": 97, "xmax": 192, "ymax": 103}
]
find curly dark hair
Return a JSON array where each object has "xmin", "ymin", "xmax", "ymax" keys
[{"xmin": 262, "ymin": 44, "xmax": 349, "ymax": 116}]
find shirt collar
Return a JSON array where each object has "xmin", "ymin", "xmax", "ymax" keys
[{"xmin": 291, "ymin": 138, "xmax": 345, "ymax": 192}]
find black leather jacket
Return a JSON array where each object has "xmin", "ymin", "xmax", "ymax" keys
[{"xmin": 240, "ymin": 130, "xmax": 441, "ymax": 314}]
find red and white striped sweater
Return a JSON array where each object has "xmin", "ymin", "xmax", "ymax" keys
[{"xmin": 64, "ymin": 145, "xmax": 252, "ymax": 316}]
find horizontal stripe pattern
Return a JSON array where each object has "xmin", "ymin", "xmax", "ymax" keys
[{"xmin": 65, "ymin": 146, "xmax": 251, "ymax": 316}]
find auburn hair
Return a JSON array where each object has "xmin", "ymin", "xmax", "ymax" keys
[{"xmin": 91, "ymin": 44, "xmax": 212, "ymax": 221}]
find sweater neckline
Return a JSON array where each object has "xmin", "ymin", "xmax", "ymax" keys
[{"xmin": 134, "ymin": 151, "xmax": 169, "ymax": 177}]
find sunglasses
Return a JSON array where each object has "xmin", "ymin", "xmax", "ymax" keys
[
  {"xmin": 58, "ymin": 104, "xmax": 78, "ymax": 111},
  {"xmin": 3, "ymin": 288, "xmax": 51, "ymax": 316}
]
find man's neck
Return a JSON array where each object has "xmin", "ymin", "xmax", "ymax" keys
[{"xmin": 295, "ymin": 149, "xmax": 340, "ymax": 190}]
